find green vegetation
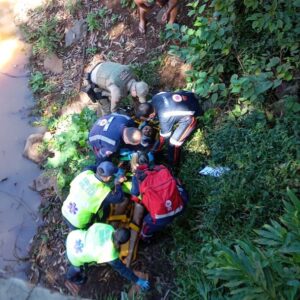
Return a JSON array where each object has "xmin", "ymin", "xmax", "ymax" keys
[
  {"xmin": 120, "ymin": 0, "xmax": 136, "ymax": 9},
  {"xmin": 22, "ymin": 18, "xmax": 61, "ymax": 54},
  {"xmin": 171, "ymin": 189, "xmax": 300, "ymax": 299},
  {"xmin": 21, "ymin": 0, "xmax": 299, "ymax": 298},
  {"xmin": 86, "ymin": 7, "xmax": 109, "ymax": 32},
  {"xmin": 45, "ymin": 108, "xmax": 97, "ymax": 192},
  {"xmin": 166, "ymin": 0, "xmax": 300, "ymax": 106},
  {"xmin": 30, "ymin": 71, "xmax": 55, "ymax": 94},
  {"xmin": 86, "ymin": 46, "xmax": 98, "ymax": 56},
  {"xmin": 165, "ymin": 0, "xmax": 300, "ymax": 298}
]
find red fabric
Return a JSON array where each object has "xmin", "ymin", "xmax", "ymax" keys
[{"xmin": 138, "ymin": 165, "xmax": 183, "ymax": 221}]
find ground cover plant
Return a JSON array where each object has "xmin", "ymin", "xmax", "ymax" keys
[{"xmin": 166, "ymin": 0, "xmax": 300, "ymax": 298}]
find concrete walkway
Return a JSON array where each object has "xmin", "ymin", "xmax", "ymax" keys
[{"xmin": 0, "ymin": 276, "xmax": 90, "ymax": 300}]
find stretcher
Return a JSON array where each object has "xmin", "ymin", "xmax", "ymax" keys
[{"xmin": 106, "ymin": 193, "xmax": 144, "ymax": 267}]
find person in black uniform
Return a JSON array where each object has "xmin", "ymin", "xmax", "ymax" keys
[
  {"xmin": 135, "ymin": 90, "xmax": 202, "ymax": 165},
  {"xmin": 88, "ymin": 113, "xmax": 142, "ymax": 164}
]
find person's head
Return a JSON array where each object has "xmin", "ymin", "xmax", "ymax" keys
[
  {"xmin": 135, "ymin": 102, "xmax": 155, "ymax": 120},
  {"xmin": 131, "ymin": 151, "xmax": 149, "ymax": 172},
  {"xmin": 112, "ymin": 228, "xmax": 131, "ymax": 249},
  {"xmin": 130, "ymin": 81, "xmax": 149, "ymax": 103},
  {"xmin": 96, "ymin": 161, "xmax": 118, "ymax": 182},
  {"xmin": 123, "ymin": 127, "xmax": 142, "ymax": 145},
  {"xmin": 142, "ymin": 125, "xmax": 153, "ymax": 138},
  {"xmin": 141, "ymin": 125, "xmax": 155, "ymax": 147}
]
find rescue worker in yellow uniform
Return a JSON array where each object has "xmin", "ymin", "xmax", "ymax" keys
[
  {"xmin": 84, "ymin": 61, "xmax": 149, "ymax": 114},
  {"xmin": 62, "ymin": 161, "xmax": 126, "ymax": 229},
  {"xmin": 65, "ymin": 223, "xmax": 150, "ymax": 290}
]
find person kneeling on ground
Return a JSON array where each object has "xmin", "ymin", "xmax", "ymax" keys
[
  {"xmin": 130, "ymin": 151, "xmax": 188, "ymax": 241},
  {"xmin": 84, "ymin": 61, "xmax": 149, "ymax": 114},
  {"xmin": 62, "ymin": 161, "xmax": 126, "ymax": 230},
  {"xmin": 65, "ymin": 223, "xmax": 150, "ymax": 290},
  {"xmin": 135, "ymin": 90, "xmax": 202, "ymax": 166},
  {"xmin": 88, "ymin": 113, "xmax": 142, "ymax": 165}
]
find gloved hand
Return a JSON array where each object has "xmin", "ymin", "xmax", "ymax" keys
[
  {"xmin": 147, "ymin": 151, "xmax": 154, "ymax": 163},
  {"xmin": 115, "ymin": 168, "xmax": 125, "ymax": 178},
  {"xmin": 114, "ymin": 168, "xmax": 126, "ymax": 185},
  {"xmin": 136, "ymin": 278, "xmax": 150, "ymax": 291}
]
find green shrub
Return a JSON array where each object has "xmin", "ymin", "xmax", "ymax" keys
[
  {"xmin": 171, "ymin": 190, "xmax": 300, "ymax": 299},
  {"xmin": 45, "ymin": 108, "xmax": 97, "ymax": 191},
  {"xmin": 204, "ymin": 189, "xmax": 300, "ymax": 300},
  {"xmin": 31, "ymin": 18, "xmax": 61, "ymax": 54},
  {"xmin": 30, "ymin": 71, "xmax": 54, "ymax": 94},
  {"xmin": 165, "ymin": 0, "xmax": 300, "ymax": 106}
]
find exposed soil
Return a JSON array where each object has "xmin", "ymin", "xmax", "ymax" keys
[{"xmin": 23, "ymin": 1, "xmax": 193, "ymax": 299}]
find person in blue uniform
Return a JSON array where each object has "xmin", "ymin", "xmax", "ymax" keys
[
  {"xmin": 135, "ymin": 90, "xmax": 202, "ymax": 165},
  {"xmin": 88, "ymin": 113, "xmax": 142, "ymax": 164}
]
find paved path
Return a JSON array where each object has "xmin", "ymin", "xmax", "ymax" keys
[{"xmin": 0, "ymin": 276, "xmax": 90, "ymax": 300}]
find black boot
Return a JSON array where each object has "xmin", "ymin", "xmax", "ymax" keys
[{"xmin": 83, "ymin": 84, "xmax": 98, "ymax": 103}]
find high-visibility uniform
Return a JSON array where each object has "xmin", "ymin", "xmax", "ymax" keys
[
  {"xmin": 66, "ymin": 223, "xmax": 119, "ymax": 267},
  {"xmin": 62, "ymin": 170, "xmax": 111, "ymax": 229}
]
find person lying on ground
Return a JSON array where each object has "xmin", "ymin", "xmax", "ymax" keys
[
  {"xmin": 62, "ymin": 161, "xmax": 126, "ymax": 230},
  {"xmin": 84, "ymin": 61, "xmax": 149, "ymax": 114},
  {"xmin": 65, "ymin": 223, "xmax": 150, "ymax": 291},
  {"xmin": 135, "ymin": 90, "xmax": 202, "ymax": 165},
  {"xmin": 129, "ymin": 151, "xmax": 188, "ymax": 241},
  {"xmin": 134, "ymin": 0, "xmax": 179, "ymax": 34},
  {"xmin": 119, "ymin": 123, "xmax": 157, "ymax": 168},
  {"xmin": 88, "ymin": 113, "xmax": 142, "ymax": 164}
]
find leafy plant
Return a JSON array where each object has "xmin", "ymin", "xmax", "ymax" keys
[
  {"xmin": 165, "ymin": 0, "xmax": 300, "ymax": 107},
  {"xmin": 86, "ymin": 46, "xmax": 98, "ymax": 56},
  {"xmin": 204, "ymin": 189, "xmax": 300, "ymax": 300},
  {"xmin": 86, "ymin": 7, "xmax": 109, "ymax": 32},
  {"xmin": 45, "ymin": 108, "xmax": 97, "ymax": 191},
  {"xmin": 30, "ymin": 71, "xmax": 54, "ymax": 94},
  {"xmin": 31, "ymin": 18, "xmax": 61, "ymax": 54}
]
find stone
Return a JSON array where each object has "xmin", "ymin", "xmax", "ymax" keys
[
  {"xmin": 43, "ymin": 54, "xmax": 63, "ymax": 74},
  {"xmin": 23, "ymin": 133, "xmax": 46, "ymax": 164},
  {"xmin": 65, "ymin": 19, "xmax": 87, "ymax": 47},
  {"xmin": 29, "ymin": 173, "xmax": 57, "ymax": 192}
]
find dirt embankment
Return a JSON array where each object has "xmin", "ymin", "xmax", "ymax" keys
[{"xmin": 23, "ymin": 1, "xmax": 192, "ymax": 299}]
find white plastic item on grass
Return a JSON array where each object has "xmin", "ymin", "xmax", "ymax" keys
[{"xmin": 199, "ymin": 166, "xmax": 231, "ymax": 177}]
